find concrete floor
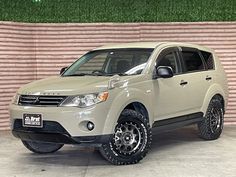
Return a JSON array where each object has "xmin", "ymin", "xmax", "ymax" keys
[{"xmin": 0, "ymin": 125, "xmax": 235, "ymax": 177}]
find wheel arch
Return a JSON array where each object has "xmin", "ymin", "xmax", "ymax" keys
[
  {"xmin": 212, "ymin": 94, "xmax": 225, "ymax": 113},
  {"xmin": 103, "ymin": 89, "xmax": 153, "ymax": 135},
  {"xmin": 120, "ymin": 102, "xmax": 150, "ymax": 122},
  {"xmin": 201, "ymin": 84, "xmax": 227, "ymax": 116}
]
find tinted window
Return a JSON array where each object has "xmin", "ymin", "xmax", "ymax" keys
[
  {"xmin": 157, "ymin": 52, "xmax": 179, "ymax": 74},
  {"xmin": 182, "ymin": 51, "xmax": 204, "ymax": 72},
  {"xmin": 106, "ymin": 51, "xmax": 151, "ymax": 74},
  {"xmin": 201, "ymin": 51, "xmax": 214, "ymax": 70}
]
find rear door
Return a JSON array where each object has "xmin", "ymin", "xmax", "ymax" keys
[{"xmin": 179, "ymin": 47, "xmax": 211, "ymax": 113}]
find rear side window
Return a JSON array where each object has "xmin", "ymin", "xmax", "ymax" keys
[
  {"xmin": 182, "ymin": 51, "xmax": 204, "ymax": 72},
  {"xmin": 200, "ymin": 51, "xmax": 214, "ymax": 70}
]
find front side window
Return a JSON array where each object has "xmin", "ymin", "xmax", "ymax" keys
[
  {"xmin": 182, "ymin": 51, "xmax": 204, "ymax": 72},
  {"xmin": 63, "ymin": 48, "xmax": 153, "ymax": 76},
  {"xmin": 156, "ymin": 51, "xmax": 179, "ymax": 74}
]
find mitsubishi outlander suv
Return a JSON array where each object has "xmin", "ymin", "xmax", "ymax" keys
[{"xmin": 10, "ymin": 42, "xmax": 228, "ymax": 165}]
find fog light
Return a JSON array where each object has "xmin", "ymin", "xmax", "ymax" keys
[{"xmin": 87, "ymin": 122, "xmax": 94, "ymax": 131}]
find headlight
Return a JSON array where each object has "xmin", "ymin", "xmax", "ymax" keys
[
  {"xmin": 12, "ymin": 94, "xmax": 20, "ymax": 105},
  {"xmin": 60, "ymin": 92, "xmax": 109, "ymax": 108}
]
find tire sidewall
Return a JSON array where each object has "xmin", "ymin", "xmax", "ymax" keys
[
  {"xmin": 207, "ymin": 99, "xmax": 224, "ymax": 133},
  {"xmin": 22, "ymin": 140, "xmax": 64, "ymax": 154},
  {"xmin": 199, "ymin": 98, "xmax": 224, "ymax": 140},
  {"xmin": 100, "ymin": 109, "xmax": 152, "ymax": 165}
]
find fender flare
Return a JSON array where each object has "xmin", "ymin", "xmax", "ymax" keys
[
  {"xmin": 102, "ymin": 88, "xmax": 153, "ymax": 134},
  {"xmin": 201, "ymin": 83, "xmax": 226, "ymax": 116}
]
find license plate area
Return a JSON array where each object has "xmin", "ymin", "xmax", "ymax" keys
[{"xmin": 23, "ymin": 113, "xmax": 43, "ymax": 128}]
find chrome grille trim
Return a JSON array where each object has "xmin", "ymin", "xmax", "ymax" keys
[{"xmin": 18, "ymin": 95, "xmax": 67, "ymax": 106}]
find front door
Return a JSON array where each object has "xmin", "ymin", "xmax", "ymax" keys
[{"xmin": 152, "ymin": 47, "xmax": 190, "ymax": 121}]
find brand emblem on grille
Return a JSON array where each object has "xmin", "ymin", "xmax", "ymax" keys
[{"xmin": 33, "ymin": 97, "xmax": 40, "ymax": 104}]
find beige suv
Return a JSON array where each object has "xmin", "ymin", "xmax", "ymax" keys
[{"xmin": 9, "ymin": 42, "xmax": 228, "ymax": 165}]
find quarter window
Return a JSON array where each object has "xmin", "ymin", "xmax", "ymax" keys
[
  {"xmin": 182, "ymin": 51, "xmax": 204, "ymax": 72},
  {"xmin": 200, "ymin": 51, "xmax": 214, "ymax": 70}
]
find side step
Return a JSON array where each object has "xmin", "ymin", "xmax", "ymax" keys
[{"xmin": 152, "ymin": 112, "xmax": 204, "ymax": 133}]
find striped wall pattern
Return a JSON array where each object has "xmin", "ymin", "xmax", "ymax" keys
[{"xmin": 0, "ymin": 21, "xmax": 236, "ymax": 130}]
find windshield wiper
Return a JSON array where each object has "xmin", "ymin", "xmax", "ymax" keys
[
  {"xmin": 63, "ymin": 73, "xmax": 114, "ymax": 77},
  {"xmin": 116, "ymin": 73, "xmax": 129, "ymax": 76},
  {"xmin": 63, "ymin": 73, "xmax": 93, "ymax": 77},
  {"xmin": 63, "ymin": 72, "xmax": 132, "ymax": 77}
]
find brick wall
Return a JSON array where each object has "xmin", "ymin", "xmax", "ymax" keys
[{"xmin": 0, "ymin": 21, "xmax": 236, "ymax": 130}]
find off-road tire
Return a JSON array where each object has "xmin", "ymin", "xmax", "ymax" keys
[
  {"xmin": 22, "ymin": 140, "xmax": 64, "ymax": 154},
  {"xmin": 198, "ymin": 97, "xmax": 224, "ymax": 140},
  {"xmin": 99, "ymin": 109, "xmax": 152, "ymax": 165}
]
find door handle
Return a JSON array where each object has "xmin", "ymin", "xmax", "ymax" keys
[
  {"xmin": 180, "ymin": 80, "xmax": 188, "ymax": 86},
  {"xmin": 206, "ymin": 76, "xmax": 212, "ymax": 81}
]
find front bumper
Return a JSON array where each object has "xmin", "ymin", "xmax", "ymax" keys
[
  {"xmin": 12, "ymin": 119, "xmax": 112, "ymax": 146},
  {"xmin": 9, "ymin": 103, "xmax": 112, "ymax": 137}
]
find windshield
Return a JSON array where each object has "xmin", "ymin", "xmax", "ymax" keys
[{"xmin": 62, "ymin": 48, "xmax": 154, "ymax": 77}]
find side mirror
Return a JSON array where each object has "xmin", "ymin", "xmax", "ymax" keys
[
  {"xmin": 60, "ymin": 67, "xmax": 67, "ymax": 75},
  {"xmin": 153, "ymin": 66, "xmax": 174, "ymax": 79}
]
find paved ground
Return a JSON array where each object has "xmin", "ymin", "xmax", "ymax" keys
[{"xmin": 0, "ymin": 125, "xmax": 235, "ymax": 177}]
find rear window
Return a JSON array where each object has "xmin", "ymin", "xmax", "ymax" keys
[
  {"xmin": 182, "ymin": 51, "xmax": 204, "ymax": 72},
  {"xmin": 200, "ymin": 51, "xmax": 214, "ymax": 70}
]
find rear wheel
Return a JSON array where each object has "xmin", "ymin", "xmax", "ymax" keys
[
  {"xmin": 99, "ymin": 109, "xmax": 152, "ymax": 165},
  {"xmin": 22, "ymin": 140, "xmax": 64, "ymax": 154},
  {"xmin": 198, "ymin": 97, "xmax": 224, "ymax": 140}
]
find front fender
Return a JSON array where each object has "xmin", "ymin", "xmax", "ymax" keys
[{"xmin": 102, "ymin": 87, "xmax": 153, "ymax": 134}]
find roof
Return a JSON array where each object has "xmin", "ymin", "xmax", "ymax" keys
[
  {"xmin": 94, "ymin": 42, "xmax": 162, "ymax": 50},
  {"xmin": 94, "ymin": 42, "xmax": 214, "ymax": 53}
]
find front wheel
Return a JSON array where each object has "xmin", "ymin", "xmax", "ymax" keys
[
  {"xmin": 22, "ymin": 140, "xmax": 64, "ymax": 154},
  {"xmin": 198, "ymin": 97, "xmax": 224, "ymax": 140},
  {"xmin": 99, "ymin": 109, "xmax": 152, "ymax": 165}
]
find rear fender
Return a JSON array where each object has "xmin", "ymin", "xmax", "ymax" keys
[{"xmin": 201, "ymin": 84, "xmax": 227, "ymax": 116}]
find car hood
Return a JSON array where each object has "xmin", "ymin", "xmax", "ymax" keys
[{"xmin": 18, "ymin": 76, "xmax": 112, "ymax": 96}]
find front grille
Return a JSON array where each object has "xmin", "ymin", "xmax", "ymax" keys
[{"xmin": 18, "ymin": 95, "xmax": 67, "ymax": 106}]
